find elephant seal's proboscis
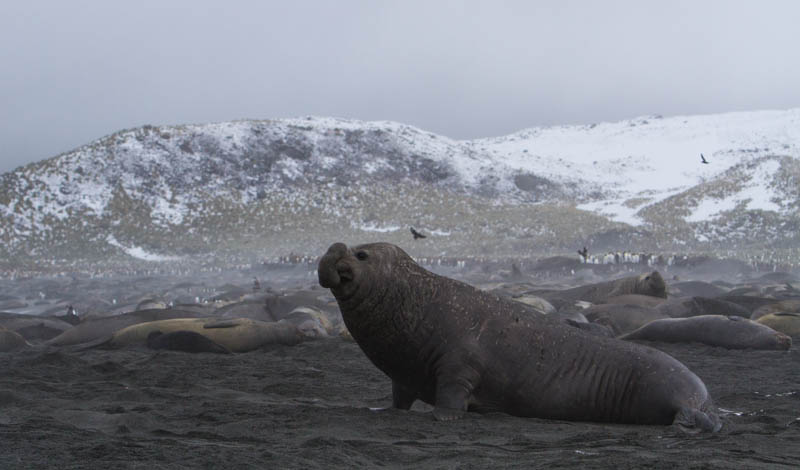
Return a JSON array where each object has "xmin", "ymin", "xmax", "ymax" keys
[{"xmin": 318, "ymin": 242, "xmax": 721, "ymax": 432}]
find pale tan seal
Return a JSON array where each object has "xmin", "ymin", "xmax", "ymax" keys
[
  {"xmin": 46, "ymin": 308, "xmax": 213, "ymax": 347},
  {"xmin": 756, "ymin": 313, "xmax": 800, "ymax": 337},
  {"xmin": 108, "ymin": 317, "xmax": 303, "ymax": 352}
]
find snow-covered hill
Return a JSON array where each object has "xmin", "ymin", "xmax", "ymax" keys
[
  {"xmin": 1, "ymin": 109, "xmax": 798, "ymax": 270},
  {"xmin": 477, "ymin": 109, "xmax": 800, "ymax": 224}
]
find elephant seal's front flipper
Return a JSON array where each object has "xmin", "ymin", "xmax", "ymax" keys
[
  {"xmin": 430, "ymin": 342, "xmax": 484, "ymax": 421},
  {"xmin": 432, "ymin": 406, "xmax": 467, "ymax": 421},
  {"xmin": 674, "ymin": 406, "xmax": 723, "ymax": 433},
  {"xmin": 392, "ymin": 381, "xmax": 418, "ymax": 410},
  {"xmin": 432, "ymin": 377, "xmax": 473, "ymax": 421}
]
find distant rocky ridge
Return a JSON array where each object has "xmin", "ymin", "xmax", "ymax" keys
[{"xmin": 1, "ymin": 110, "xmax": 799, "ymax": 272}]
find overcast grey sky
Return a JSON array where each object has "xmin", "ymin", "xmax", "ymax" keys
[{"xmin": 1, "ymin": 0, "xmax": 799, "ymax": 173}]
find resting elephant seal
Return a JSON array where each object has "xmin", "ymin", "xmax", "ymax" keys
[
  {"xmin": 668, "ymin": 281, "xmax": 728, "ymax": 298},
  {"xmin": 135, "ymin": 298, "xmax": 167, "ymax": 311},
  {"xmin": 580, "ymin": 303, "xmax": 668, "ymax": 336},
  {"xmin": 107, "ymin": 318, "xmax": 214, "ymax": 348},
  {"xmin": 601, "ymin": 294, "xmax": 666, "ymax": 308},
  {"xmin": 282, "ymin": 307, "xmax": 334, "ymax": 338},
  {"xmin": 318, "ymin": 242, "xmax": 720, "ymax": 431},
  {"xmin": 214, "ymin": 300, "xmax": 274, "ymax": 322},
  {"xmin": 107, "ymin": 317, "xmax": 303, "ymax": 352},
  {"xmin": 0, "ymin": 325, "xmax": 29, "ymax": 352},
  {"xmin": 510, "ymin": 295, "xmax": 556, "ymax": 315},
  {"xmin": 756, "ymin": 313, "xmax": 800, "ymax": 337},
  {"xmin": 656, "ymin": 297, "xmax": 751, "ymax": 319},
  {"xmin": 146, "ymin": 331, "xmax": 231, "ymax": 354},
  {"xmin": 546, "ymin": 271, "xmax": 667, "ymax": 304},
  {"xmin": 0, "ymin": 312, "xmax": 74, "ymax": 341},
  {"xmin": 620, "ymin": 315, "xmax": 792, "ymax": 350},
  {"xmin": 198, "ymin": 318, "xmax": 304, "ymax": 352},
  {"xmin": 751, "ymin": 300, "xmax": 800, "ymax": 321},
  {"xmin": 715, "ymin": 295, "xmax": 779, "ymax": 319},
  {"xmin": 46, "ymin": 308, "xmax": 214, "ymax": 347}
]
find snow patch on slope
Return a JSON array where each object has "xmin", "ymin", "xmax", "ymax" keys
[
  {"xmin": 352, "ymin": 221, "xmax": 402, "ymax": 233},
  {"xmin": 687, "ymin": 159, "xmax": 784, "ymax": 222},
  {"xmin": 476, "ymin": 109, "xmax": 799, "ymax": 222},
  {"xmin": 106, "ymin": 234, "xmax": 181, "ymax": 261}
]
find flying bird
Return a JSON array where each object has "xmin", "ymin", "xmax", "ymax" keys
[
  {"xmin": 700, "ymin": 153, "xmax": 709, "ymax": 164},
  {"xmin": 410, "ymin": 227, "xmax": 427, "ymax": 240}
]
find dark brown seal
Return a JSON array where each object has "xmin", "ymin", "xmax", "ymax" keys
[{"xmin": 319, "ymin": 242, "xmax": 720, "ymax": 431}]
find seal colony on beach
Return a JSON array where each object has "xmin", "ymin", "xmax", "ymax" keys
[{"xmin": 319, "ymin": 242, "xmax": 721, "ymax": 431}]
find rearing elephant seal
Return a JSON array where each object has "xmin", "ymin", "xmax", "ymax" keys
[{"xmin": 319, "ymin": 242, "xmax": 721, "ymax": 431}]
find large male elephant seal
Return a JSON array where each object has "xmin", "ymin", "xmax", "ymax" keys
[
  {"xmin": 620, "ymin": 315, "xmax": 792, "ymax": 350},
  {"xmin": 318, "ymin": 242, "xmax": 720, "ymax": 431}
]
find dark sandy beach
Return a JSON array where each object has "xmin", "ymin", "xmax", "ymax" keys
[
  {"xmin": 1, "ymin": 335, "xmax": 798, "ymax": 469},
  {"xmin": 1, "ymin": 259, "xmax": 800, "ymax": 469}
]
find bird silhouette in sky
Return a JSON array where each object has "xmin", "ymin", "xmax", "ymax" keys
[
  {"xmin": 410, "ymin": 227, "xmax": 427, "ymax": 240},
  {"xmin": 700, "ymin": 153, "xmax": 709, "ymax": 164}
]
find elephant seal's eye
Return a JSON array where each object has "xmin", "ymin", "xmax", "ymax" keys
[{"xmin": 356, "ymin": 251, "xmax": 368, "ymax": 261}]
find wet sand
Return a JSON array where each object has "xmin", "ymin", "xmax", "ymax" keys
[{"xmin": 1, "ymin": 336, "xmax": 798, "ymax": 469}]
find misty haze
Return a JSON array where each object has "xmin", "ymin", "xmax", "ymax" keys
[{"xmin": 1, "ymin": 2, "xmax": 799, "ymax": 469}]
